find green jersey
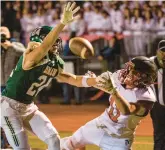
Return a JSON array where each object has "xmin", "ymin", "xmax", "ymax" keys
[{"xmin": 2, "ymin": 55, "xmax": 64, "ymax": 104}]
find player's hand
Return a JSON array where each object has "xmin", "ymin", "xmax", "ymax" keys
[
  {"xmin": 61, "ymin": 2, "xmax": 80, "ymax": 25},
  {"xmin": 85, "ymin": 70, "xmax": 96, "ymax": 78},
  {"xmin": 96, "ymin": 71, "xmax": 117, "ymax": 94}
]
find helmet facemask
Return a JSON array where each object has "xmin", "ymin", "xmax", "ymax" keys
[
  {"xmin": 49, "ymin": 37, "xmax": 63, "ymax": 56},
  {"xmin": 119, "ymin": 61, "xmax": 156, "ymax": 88}
]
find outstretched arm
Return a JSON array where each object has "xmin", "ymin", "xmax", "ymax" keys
[
  {"xmin": 56, "ymin": 71, "xmax": 97, "ymax": 87},
  {"xmin": 23, "ymin": 2, "xmax": 80, "ymax": 69}
]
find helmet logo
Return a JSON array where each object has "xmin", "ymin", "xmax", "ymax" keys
[{"xmin": 31, "ymin": 27, "xmax": 41, "ymax": 37}]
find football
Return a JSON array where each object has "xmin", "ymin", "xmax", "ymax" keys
[{"xmin": 69, "ymin": 37, "xmax": 94, "ymax": 59}]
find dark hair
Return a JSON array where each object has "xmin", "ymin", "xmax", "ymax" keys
[{"xmin": 101, "ymin": 9, "xmax": 110, "ymax": 16}]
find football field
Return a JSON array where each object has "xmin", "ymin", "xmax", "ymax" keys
[
  {"xmin": 29, "ymin": 104, "xmax": 154, "ymax": 150},
  {"xmin": 29, "ymin": 132, "xmax": 153, "ymax": 150}
]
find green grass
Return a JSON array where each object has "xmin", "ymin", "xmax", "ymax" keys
[{"xmin": 28, "ymin": 132, "xmax": 153, "ymax": 150}]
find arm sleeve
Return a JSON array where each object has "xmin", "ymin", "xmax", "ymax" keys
[{"xmin": 12, "ymin": 42, "xmax": 26, "ymax": 53}]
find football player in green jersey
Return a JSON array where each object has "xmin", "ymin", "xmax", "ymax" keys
[{"xmin": 0, "ymin": 2, "xmax": 99, "ymax": 150}]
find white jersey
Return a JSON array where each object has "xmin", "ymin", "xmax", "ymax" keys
[{"xmin": 97, "ymin": 71, "xmax": 156, "ymax": 139}]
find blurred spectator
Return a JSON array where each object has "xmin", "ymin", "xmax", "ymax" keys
[
  {"xmin": 33, "ymin": 8, "xmax": 45, "ymax": 27},
  {"xmin": 142, "ymin": 1, "xmax": 150, "ymax": 13},
  {"xmin": 130, "ymin": 8, "xmax": 145, "ymax": 55},
  {"xmin": 23, "ymin": 1, "xmax": 30, "ymax": 10},
  {"xmin": 130, "ymin": 8, "xmax": 143, "ymax": 31},
  {"xmin": 68, "ymin": 9, "xmax": 86, "ymax": 36},
  {"xmin": 143, "ymin": 10, "xmax": 156, "ymax": 56},
  {"xmin": 143, "ymin": 10, "xmax": 155, "ymax": 55},
  {"xmin": 83, "ymin": 2, "xmax": 94, "ymax": 25},
  {"xmin": 93, "ymin": 1, "xmax": 103, "ymax": 8},
  {"xmin": 110, "ymin": 2, "xmax": 123, "ymax": 33},
  {"xmin": 123, "ymin": 7, "xmax": 132, "ymax": 30},
  {"xmin": 97, "ymin": 33, "xmax": 121, "ymax": 72},
  {"xmin": 12, "ymin": 11, "xmax": 22, "ymax": 42},
  {"xmin": 100, "ymin": 10, "xmax": 112, "ymax": 33},
  {"xmin": 143, "ymin": 10, "xmax": 155, "ymax": 31},
  {"xmin": 75, "ymin": 9, "xmax": 86, "ymax": 36},
  {"xmin": 62, "ymin": 31, "xmax": 83, "ymax": 105},
  {"xmin": 31, "ymin": 1, "xmax": 38, "ymax": 12},
  {"xmin": 49, "ymin": 11, "xmax": 61, "ymax": 27},
  {"xmin": 87, "ymin": 5, "xmax": 103, "ymax": 34},
  {"xmin": 1, "ymin": 0, "xmax": 165, "ymax": 76},
  {"xmin": 13, "ymin": 1, "xmax": 21, "ymax": 12},
  {"xmin": 0, "ymin": 26, "xmax": 25, "ymax": 149},
  {"xmin": 120, "ymin": 1, "xmax": 130, "ymax": 12},
  {"xmin": 1, "ymin": 26, "xmax": 25, "ymax": 91},
  {"xmin": 2, "ymin": 2, "xmax": 16, "ymax": 34},
  {"xmin": 44, "ymin": 1, "xmax": 56, "ymax": 25},
  {"xmin": 1, "ymin": 1, "xmax": 165, "ymax": 47},
  {"xmin": 151, "ymin": 5, "xmax": 158, "ymax": 20},
  {"xmin": 20, "ymin": 9, "xmax": 36, "ymax": 46},
  {"xmin": 133, "ymin": 1, "xmax": 141, "ymax": 9},
  {"xmin": 123, "ymin": 7, "xmax": 133, "ymax": 59},
  {"xmin": 155, "ymin": 9, "xmax": 165, "ymax": 35}
]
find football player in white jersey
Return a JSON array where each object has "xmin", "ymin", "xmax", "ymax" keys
[{"xmin": 60, "ymin": 56, "xmax": 157, "ymax": 150}]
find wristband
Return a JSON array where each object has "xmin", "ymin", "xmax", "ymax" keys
[{"xmin": 82, "ymin": 76, "xmax": 91, "ymax": 87}]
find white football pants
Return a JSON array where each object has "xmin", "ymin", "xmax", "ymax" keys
[
  {"xmin": 0, "ymin": 96, "xmax": 59, "ymax": 150},
  {"xmin": 61, "ymin": 118, "xmax": 132, "ymax": 150}
]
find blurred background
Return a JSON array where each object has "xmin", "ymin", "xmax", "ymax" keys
[
  {"xmin": 1, "ymin": 0, "xmax": 165, "ymax": 105},
  {"xmin": 1, "ymin": 1, "xmax": 165, "ymax": 149}
]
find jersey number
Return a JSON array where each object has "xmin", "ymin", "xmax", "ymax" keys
[
  {"xmin": 108, "ymin": 97, "xmax": 120, "ymax": 123},
  {"xmin": 26, "ymin": 75, "xmax": 52, "ymax": 97}
]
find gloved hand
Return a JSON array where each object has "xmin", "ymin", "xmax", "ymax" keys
[
  {"xmin": 61, "ymin": 2, "xmax": 80, "ymax": 25},
  {"xmin": 85, "ymin": 70, "xmax": 97, "ymax": 78},
  {"xmin": 95, "ymin": 71, "xmax": 117, "ymax": 94}
]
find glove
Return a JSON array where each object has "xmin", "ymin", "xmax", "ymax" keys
[
  {"xmin": 95, "ymin": 71, "xmax": 117, "ymax": 94},
  {"xmin": 61, "ymin": 2, "xmax": 80, "ymax": 25},
  {"xmin": 85, "ymin": 70, "xmax": 97, "ymax": 78}
]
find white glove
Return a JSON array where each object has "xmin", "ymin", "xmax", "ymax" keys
[
  {"xmin": 61, "ymin": 2, "xmax": 80, "ymax": 25},
  {"xmin": 85, "ymin": 70, "xmax": 97, "ymax": 78},
  {"xmin": 95, "ymin": 71, "xmax": 117, "ymax": 94}
]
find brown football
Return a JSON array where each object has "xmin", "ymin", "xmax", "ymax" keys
[{"xmin": 69, "ymin": 37, "xmax": 94, "ymax": 59}]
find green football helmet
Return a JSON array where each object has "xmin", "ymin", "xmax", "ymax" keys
[
  {"xmin": 30, "ymin": 26, "xmax": 53, "ymax": 43},
  {"xmin": 30, "ymin": 26, "xmax": 63, "ymax": 55}
]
